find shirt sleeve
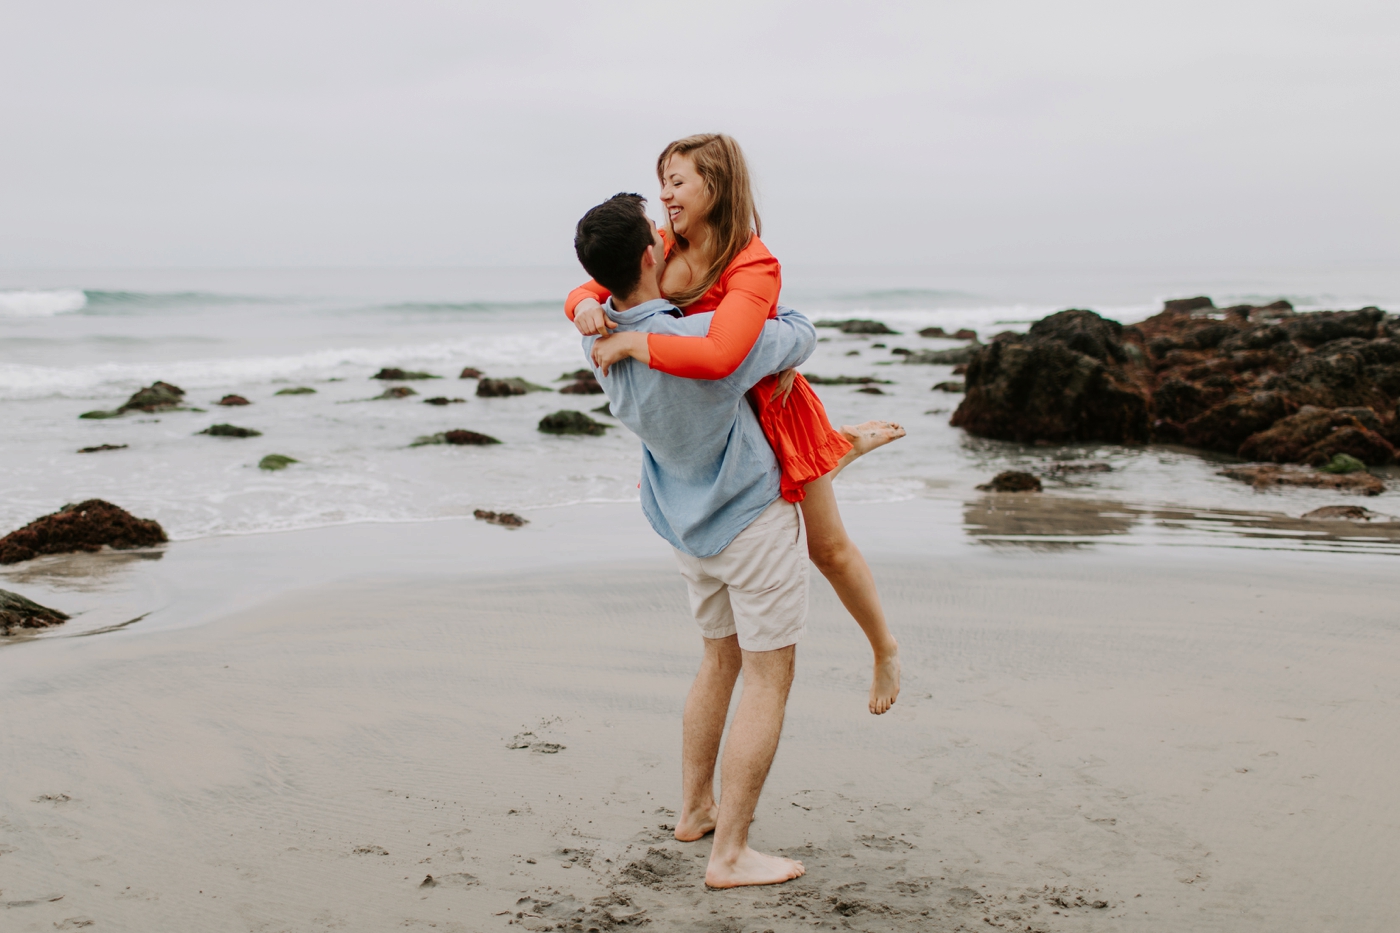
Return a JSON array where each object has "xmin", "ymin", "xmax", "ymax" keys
[
  {"xmin": 722, "ymin": 309, "xmax": 817, "ymax": 397},
  {"xmin": 645, "ymin": 251, "xmax": 780, "ymax": 380},
  {"xmin": 565, "ymin": 280, "xmax": 611, "ymax": 321}
]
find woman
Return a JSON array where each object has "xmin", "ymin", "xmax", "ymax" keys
[{"xmin": 567, "ymin": 134, "xmax": 904, "ymax": 716}]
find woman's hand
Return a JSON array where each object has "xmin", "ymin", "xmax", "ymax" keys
[
  {"xmin": 573, "ymin": 299, "xmax": 617, "ymax": 336},
  {"xmin": 592, "ymin": 332, "xmax": 650, "ymax": 376},
  {"xmin": 770, "ymin": 368, "xmax": 799, "ymax": 406}
]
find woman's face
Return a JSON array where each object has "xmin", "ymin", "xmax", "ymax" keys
[{"xmin": 659, "ymin": 153, "xmax": 707, "ymax": 239}]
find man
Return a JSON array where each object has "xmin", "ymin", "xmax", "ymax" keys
[{"xmin": 574, "ymin": 193, "xmax": 815, "ymax": 889}]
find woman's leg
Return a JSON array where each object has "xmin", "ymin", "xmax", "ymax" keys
[{"xmin": 799, "ymin": 474, "xmax": 901, "ymax": 714}]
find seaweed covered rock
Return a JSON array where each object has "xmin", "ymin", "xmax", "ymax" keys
[
  {"xmin": 538, "ymin": 410, "xmax": 608, "ymax": 436},
  {"xmin": 258, "ymin": 454, "xmax": 299, "ymax": 471},
  {"xmin": 80, "ymin": 381, "xmax": 186, "ymax": 419},
  {"xmin": 951, "ymin": 311, "xmax": 1150, "ymax": 443},
  {"xmin": 477, "ymin": 377, "xmax": 550, "ymax": 397},
  {"xmin": 558, "ymin": 369, "xmax": 604, "ymax": 395},
  {"xmin": 274, "ymin": 387, "xmax": 316, "ymax": 396},
  {"xmin": 474, "ymin": 509, "xmax": 527, "ymax": 528},
  {"xmin": 422, "ymin": 396, "xmax": 466, "ymax": 405},
  {"xmin": 372, "ymin": 368, "xmax": 438, "ymax": 380},
  {"xmin": 1238, "ymin": 406, "xmax": 1395, "ymax": 466},
  {"xmin": 198, "ymin": 423, "xmax": 262, "ymax": 437},
  {"xmin": 374, "ymin": 386, "xmax": 417, "ymax": 400},
  {"xmin": 0, "ymin": 589, "xmax": 70, "ymax": 635},
  {"xmin": 217, "ymin": 394, "xmax": 251, "ymax": 406},
  {"xmin": 0, "ymin": 500, "xmax": 167, "ymax": 564},
  {"xmin": 458, "ymin": 367, "xmax": 484, "ymax": 379},
  {"xmin": 411, "ymin": 430, "xmax": 501, "ymax": 447},
  {"xmin": 815, "ymin": 319, "xmax": 900, "ymax": 335}
]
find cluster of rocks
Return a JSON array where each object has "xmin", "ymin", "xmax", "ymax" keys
[
  {"xmin": 949, "ymin": 299, "xmax": 1399, "ymax": 491},
  {"xmin": 0, "ymin": 588, "xmax": 70, "ymax": 636}
]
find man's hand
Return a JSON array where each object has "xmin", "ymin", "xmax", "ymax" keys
[
  {"xmin": 573, "ymin": 298, "xmax": 617, "ymax": 336},
  {"xmin": 592, "ymin": 331, "xmax": 650, "ymax": 376}
]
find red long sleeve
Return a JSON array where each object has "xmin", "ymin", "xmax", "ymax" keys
[
  {"xmin": 564, "ymin": 280, "xmax": 610, "ymax": 320},
  {"xmin": 645, "ymin": 237, "xmax": 781, "ymax": 380}
]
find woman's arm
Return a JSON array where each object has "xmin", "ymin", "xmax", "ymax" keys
[
  {"xmin": 644, "ymin": 251, "xmax": 780, "ymax": 380},
  {"xmin": 566, "ymin": 281, "xmax": 616, "ymax": 336}
]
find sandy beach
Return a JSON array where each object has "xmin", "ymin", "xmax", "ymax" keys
[{"xmin": 2, "ymin": 501, "xmax": 1396, "ymax": 932}]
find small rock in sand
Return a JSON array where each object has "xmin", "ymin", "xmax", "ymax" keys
[
  {"xmin": 475, "ymin": 509, "xmax": 527, "ymax": 528},
  {"xmin": 1219, "ymin": 464, "xmax": 1385, "ymax": 495},
  {"xmin": 0, "ymin": 589, "xmax": 70, "ymax": 636},
  {"xmin": 477, "ymin": 377, "xmax": 550, "ymax": 397},
  {"xmin": 1301, "ymin": 505, "xmax": 1379, "ymax": 521},
  {"xmin": 77, "ymin": 444, "xmax": 128, "ymax": 454},
  {"xmin": 374, "ymin": 386, "xmax": 417, "ymax": 400},
  {"xmin": 803, "ymin": 374, "xmax": 892, "ymax": 386},
  {"xmin": 422, "ymin": 396, "xmax": 466, "ymax": 405},
  {"xmin": 198, "ymin": 423, "xmax": 262, "ymax": 437},
  {"xmin": 372, "ymin": 368, "xmax": 438, "ymax": 380},
  {"xmin": 80, "ymin": 381, "xmax": 187, "ymax": 419},
  {"xmin": 856, "ymin": 386, "xmax": 886, "ymax": 394},
  {"xmin": 539, "ymin": 410, "xmax": 609, "ymax": 436},
  {"xmin": 258, "ymin": 454, "xmax": 299, "ymax": 471},
  {"xmin": 977, "ymin": 471, "xmax": 1043, "ymax": 492},
  {"xmin": 217, "ymin": 394, "xmax": 251, "ymax": 406},
  {"xmin": 274, "ymin": 387, "xmax": 316, "ymax": 396},
  {"xmin": 459, "ymin": 367, "xmax": 484, "ymax": 379},
  {"xmin": 816, "ymin": 319, "xmax": 900, "ymax": 335},
  {"xmin": 412, "ymin": 430, "xmax": 501, "ymax": 447},
  {"xmin": 0, "ymin": 499, "xmax": 167, "ymax": 565},
  {"xmin": 933, "ymin": 381, "xmax": 966, "ymax": 393},
  {"xmin": 1047, "ymin": 462, "xmax": 1113, "ymax": 474},
  {"xmin": 559, "ymin": 370, "xmax": 604, "ymax": 395}
]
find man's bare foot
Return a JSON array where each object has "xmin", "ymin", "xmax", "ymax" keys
[
  {"xmin": 705, "ymin": 847, "xmax": 805, "ymax": 888},
  {"xmin": 870, "ymin": 650, "xmax": 901, "ymax": 715},
  {"xmin": 674, "ymin": 803, "xmax": 718, "ymax": 842},
  {"xmin": 842, "ymin": 420, "xmax": 905, "ymax": 458}
]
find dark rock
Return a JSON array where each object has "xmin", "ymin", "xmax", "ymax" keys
[
  {"xmin": 890, "ymin": 347, "xmax": 912, "ymax": 356},
  {"xmin": 918, "ymin": 326, "xmax": 952, "ymax": 338},
  {"xmin": 1304, "ymin": 429, "xmax": 1395, "ymax": 467},
  {"xmin": 258, "ymin": 454, "xmax": 299, "ymax": 471},
  {"xmin": 77, "ymin": 444, "xmax": 128, "ymax": 454},
  {"xmin": 1153, "ymin": 377, "xmax": 1213, "ymax": 424},
  {"xmin": 372, "ymin": 368, "xmax": 438, "ymax": 380},
  {"xmin": 976, "ymin": 471, "xmax": 1043, "ymax": 492},
  {"xmin": 1301, "ymin": 505, "xmax": 1378, "ymax": 521},
  {"xmin": 951, "ymin": 313, "xmax": 1150, "ymax": 444},
  {"xmin": 477, "ymin": 377, "xmax": 550, "ymax": 397},
  {"xmin": 474, "ymin": 509, "xmax": 527, "ymax": 528},
  {"xmin": 422, "ymin": 396, "xmax": 466, "ymax": 405},
  {"xmin": 559, "ymin": 371, "xmax": 604, "ymax": 395},
  {"xmin": 1047, "ymin": 462, "xmax": 1112, "ymax": 473},
  {"xmin": 538, "ymin": 410, "xmax": 608, "ymax": 436},
  {"xmin": 1271, "ymin": 344, "xmax": 1390, "ymax": 410},
  {"xmin": 374, "ymin": 386, "xmax": 417, "ymax": 400},
  {"xmin": 902, "ymin": 344, "xmax": 981, "ymax": 365},
  {"xmin": 952, "ymin": 363, "xmax": 968, "ymax": 375},
  {"xmin": 411, "ymin": 430, "xmax": 501, "ymax": 447},
  {"xmin": 1219, "ymin": 464, "xmax": 1383, "ymax": 495},
  {"xmin": 1218, "ymin": 324, "xmax": 1289, "ymax": 353},
  {"xmin": 1182, "ymin": 322, "xmax": 1238, "ymax": 351},
  {"xmin": 592, "ymin": 403, "xmax": 613, "ymax": 417},
  {"xmin": 1182, "ymin": 391, "xmax": 1289, "ymax": 453},
  {"xmin": 121, "ymin": 381, "xmax": 186, "ymax": 412},
  {"xmin": 458, "ymin": 367, "xmax": 484, "ymax": 379},
  {"xmin": 0, "ymin": 589, "xmax": 70, "ymax": 636},
  {"xmin": 845, "ymin": 350, "xmax": 860, "ymax": 356},
  {"xmin": 953, "ymin": 329, "xmax": 978, "ymax": 341},
  {"xmin": 274, "ymin": 387, "xmax": 316, "ymax": 396},
  {"xmin": 932, "ymin": 381, "xmax": 964, "ymax": 393},
  {"xmin": 856, "ymin": 386, "xmax": 886, "ymax": 395},
  {"xmin": 198, "ymin": 423, "xmax": 262, "ymax": 437},
  {"xmin": 815, "ymin": 319, "xmax": 900, "ymax": 335},
  {"xmin": 1163, "ymin": 296, "xmax": 1215, "ymax": 314},
  {"xmin": 803, "ymin": 375, "xmax": 892, "ymax": 385},
  {"xmin": 871, "ymin": 343, "xmax": 886, "ymax": 348},
  {"xmin": 0, "ymin": 500, "xmax": 168, "ymax": 565},
  {"xmin": 217, "ymin": 394, "xmax": 251, "ymax": 406},
  {"xmin": 1238, "ymin": 406, "xmax": 1355, "ymax": 462},
  {"xmin": 1281, "ymin": 308, "xmax": 1384, "ymax": 346},
  {"xmin": 558, "ymin": 369, "xmax": 592, "ymax": 381}
]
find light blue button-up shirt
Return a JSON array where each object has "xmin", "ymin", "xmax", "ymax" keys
[{"xmin": 583, "ymin": 300, "xmax": 817, "ymax": 558}]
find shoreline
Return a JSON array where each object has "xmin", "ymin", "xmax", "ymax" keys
[{"xmin": 1, "ymin": 525, "xmax": 1397, "ymax": 931}]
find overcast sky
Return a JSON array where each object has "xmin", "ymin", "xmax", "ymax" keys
[{"xmin": 2, "ymin": 1, "xmax": 1396, "ymax": 271}]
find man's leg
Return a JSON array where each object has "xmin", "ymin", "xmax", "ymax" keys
[
  {"xmin": 676, "ymin": 634, "xmax": 742, "ymax": 841},
  {"xmin": 704, "ymin": 644, "xmax": 805, "ymax": 888}
]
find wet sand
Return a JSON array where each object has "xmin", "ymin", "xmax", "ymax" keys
[{"xmin": 1, "ymin": 513, "xmax": 1398, "ymax": 931}]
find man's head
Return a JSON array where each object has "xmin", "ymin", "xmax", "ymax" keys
[{"xmin": 574, "ymin": 193, "xmax": 665, "ymax": 308}]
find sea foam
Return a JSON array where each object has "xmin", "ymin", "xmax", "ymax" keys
[{"xmin": 0, "ymin": 288, "xmax": 88, "ymax": 317}]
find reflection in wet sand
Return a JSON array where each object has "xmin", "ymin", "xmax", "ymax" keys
[
  {"xmin": 965, "ymin": 495, "xmax": 1400, "ymax": 555},
  {"xmin": 0, "ymin": 547, "xmax": 164, "ymax": 592}
]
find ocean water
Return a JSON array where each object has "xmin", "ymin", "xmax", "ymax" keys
[{"xmin": 3, "ymin": 265, "xmax": 1400, "ymax": 554}]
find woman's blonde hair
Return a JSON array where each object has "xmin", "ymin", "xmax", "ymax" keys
[{"xmin": 656, "ymin": 133, "xmax": 761, "ymax": 307}]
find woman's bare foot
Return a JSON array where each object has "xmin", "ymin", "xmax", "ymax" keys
[
  {"xmin": 870, "ymin": 649, "xmax": 901, "ymax": 715},
  {"xmin": 705, "ymin": 847, "xmax": 805, "ymax": 888},
  {"xmin": 674, "ymin": 803, "xmax": 718, "ymax": 842},
  {"xmin": 832, "ymin": 421, "xmax": 906, "ymax": 478}
]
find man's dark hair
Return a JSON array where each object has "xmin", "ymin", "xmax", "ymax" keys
[{"xmin": 574, "ymin": 193, "xmax": 653, "ymax": 299}]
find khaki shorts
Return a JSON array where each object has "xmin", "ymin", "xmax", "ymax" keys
[{"xmin": 672, "ymin": 497, "xmax": 808, "ymax": 652}]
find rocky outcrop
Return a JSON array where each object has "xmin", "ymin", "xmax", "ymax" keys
[
  {"xmin": 949, "ymin": 299, "xmax": 1400, "ymax": 474},
  {"xmin": 538, "ymin": 411, "xmax": 608, "ymax": 436},
  {"xmin": 977, "ymin": 471, "xmax": 1043, "ymax": 492},
  {"xmin": 951, "ymin": 311, "xmax": 1150, "ymax": 444},
  {"xmin": 0, "ymin": 500, "xmax": 167, "ymax": 565},
  {"xmin": 0, "ymin": 589, "xmax": 69, "ymax": 635},
  {"xmin": 198, "ymin": 423, "xmax": 262, "ymax": 437},
  {"xmin": 373, "ymin": 368, "xmax": 438, "ymax": 380},
  {"xmin": 477, "ymin": 377, "xmax": 550, "ymax": 397},
  {"xmin": 80, "ymin": 381, "xmax": 186, "ymax": 419},
  {"xmin": 816, "ymin": 319, "xmax": 900, "ymax": 335}
]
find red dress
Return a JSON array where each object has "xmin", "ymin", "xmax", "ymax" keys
[{"xmin": 566, "ymin": 232, "xmax": 851, "ymax": 502}]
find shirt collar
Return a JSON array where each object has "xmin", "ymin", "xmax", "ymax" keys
[{"xmin": 604, "ymin": 297, "xmax": 682, "ymax": 324}]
